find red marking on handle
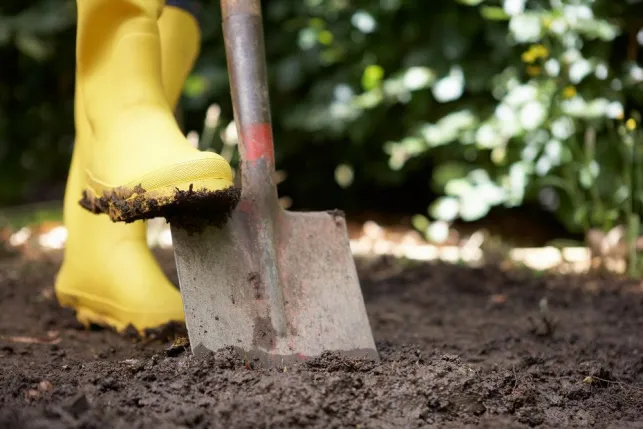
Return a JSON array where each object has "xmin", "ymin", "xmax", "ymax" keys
[{"xmin": 242, "ymin": 123, "xmax": 274, "ymax": 163}]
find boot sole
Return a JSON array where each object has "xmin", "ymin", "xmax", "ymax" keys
[
  {"xmin": 56, "ymin": 287, "xmax": 187, "ymax": 340},
  {"xmin": 80, "ymin": 178, "xmax": 241, "ymax": 234}
]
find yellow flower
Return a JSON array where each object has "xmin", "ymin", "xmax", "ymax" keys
[
  {"xmin": 626, "ymin": 118, "xmax": 637, "ymax": 130},
  {"xmin": 522, "ymin": 51, "xmax": 535, "ymax": 63},
  {"xmin": 522, "ymin": 44, "xmax": 549, "ymax": 63},
  {"xmin": 521, "ymin": 51, "xmax": 536, "ymax": 64},
  {"xmin": 533, "ymin": 44, "xmax": 549, "ymax": 58},
  {"xmin": 562, "ymin": 86, "xmax": 577, "ymax": 98}
]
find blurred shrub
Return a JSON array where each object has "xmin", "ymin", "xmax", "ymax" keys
[
  {"xmin": 1, "ymin": 0, "xmax": 642, "ymax": 238},
  {"xmin": 388, "ymin": 0, "xmax": 643, "ymax": 238},
  {"xmin": 0, "ymin": 0, "xmax": 76, "ymax": 204}
]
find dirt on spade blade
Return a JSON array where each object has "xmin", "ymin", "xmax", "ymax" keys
[{"xmin": 1, "ymin": 249, "xmax": 643, "ymax": 428}]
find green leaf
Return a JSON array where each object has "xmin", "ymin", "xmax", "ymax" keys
[
  {"xmin": 445, "ymin": 178, "xmax": 473, "ymax": 197},
  {"xmin": 573, "ymin": 206, "xmax": 588, "ymax": 227},
  {"xmin": 183, "ymin": 75, "xmax": 208, "ymax": 98},
  {"xmin": 317, "ymin": 30, "xmax": 334, "ymax": 45},
  {"xmin": 456, "ymin": 0, "xmax": 484, "ymax": 6},
  {"xmin": 362, "ymin": 65, "xmax": 385, "ymax": 91},
  {"xmin": 432, "ymin": 162, "xmax": 472, "ymax": 189},
  {"xmin": 411, "ymin": 214, "xmax": 430, "ymax": 233},
  {"xmin": 578, "ymin": 164, "xmax": 598, "ymax": 189},
  {"xmin": 480, "ymin": 6, "xmax": 510, "ymax": 21},
  {"xmin": 14, "ymin": 32, "xmax": 50, "ymax": 61},
  {"xmin": 604, "ymin": 209, "xmax": 620, "ymax": 223}
]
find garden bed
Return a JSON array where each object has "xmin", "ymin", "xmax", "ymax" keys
[{"xmin": 1, "ymin": 249, "xmax": 642, "ymax": 428}]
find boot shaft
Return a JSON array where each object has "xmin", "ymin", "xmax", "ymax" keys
[{"xmin": 75, "ymin": 0, "xmax": 169, "ymax": 127}]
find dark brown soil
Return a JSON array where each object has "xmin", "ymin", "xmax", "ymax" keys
[
  {"xmin": 80, "ymin": 185, "xmax": 241, "ymax": 233},
  {"xmin": 1, "ymin": 250, "xmax": 643, "ymax": 428}
]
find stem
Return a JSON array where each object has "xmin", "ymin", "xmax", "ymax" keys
[
  {"xmin": 200, "ymin": 121, "xmax": 219, "ymax": 152},
  {"xmin": 540, "ymin": 175, "xmax": 589, "ymax": 230},
  {"xmin": 628, "ymin": 215, "xmax": 639, "ymax": 277},
  {"xmin": 565, "ymin": 132, "xmax": 592, "ymax": 230},
  {"xmin": 635, "ymin": 132, "xmax": 643, "ymax": 215},
  {"xmin": 625, "ymin": 135, "xmax": 636, "ymax": 276},
  {"xmin": 583, "ymin": 127, "xmax": 605, "ymax": 228},
  {"xmin": 631, "ymin": 126, "xmax": 642, "ymax": 275},
  {"xmin": 221, "ymin": 144, "xmax": 236, "ymax": 163},
  {"xmin": 619, "ymin": 122, "xmax": 632, "ymax": 226}
]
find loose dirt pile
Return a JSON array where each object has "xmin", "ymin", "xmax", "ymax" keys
[{"xmin": 1, "ymin": 250, "xmax": 642, "ymax": 428}]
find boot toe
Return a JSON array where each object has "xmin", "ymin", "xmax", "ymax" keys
[{"xmin": 82, "ymin": 152, "xmax": 240, "ymax": 225}]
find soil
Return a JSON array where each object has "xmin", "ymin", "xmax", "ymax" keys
[
  {"xmin": 79, "ymin": 185, "xmax": 241, "ymax": 233},
  {"xmin": 1, "ymin": 250, "xmax": 643, "ymax": 428}
]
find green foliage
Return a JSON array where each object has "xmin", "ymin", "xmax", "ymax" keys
[
  {"xmin": 0, "ymin": 0, "xmax": 76, "ymax": 204},
  {"xmin": 183, "ymin": 0, "xmax": 643, "ymax": 236},
  {"xmin": 1, "ymin": 0, "xmax": 642, "ymax": 243},
  {"xmin": 363, "ymin": 0, "xmax": 643, "ymax": 237}
]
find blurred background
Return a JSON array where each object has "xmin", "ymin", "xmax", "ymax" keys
[{"xmin": 1, "ymin": 0, "xmax": 643, "ymax": 273}]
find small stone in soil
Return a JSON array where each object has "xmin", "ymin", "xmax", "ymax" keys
[{"xmin": 63, "ymin": 394, "xmax": 91, "ymax": 418}]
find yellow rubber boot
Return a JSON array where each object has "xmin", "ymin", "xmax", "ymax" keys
[
  {"xmin": 75, "ymin": 0, "xmax": 238, "ymax": 224},
  {"xmin": 55, "ymin": 3, "xmax": 206, "ymax": 334},
  {"xmin": 158, "ymin": 4, "xmax": 201, "ymax": 109}
]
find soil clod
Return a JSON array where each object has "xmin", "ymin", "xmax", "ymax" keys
[
  {"xmin": 165, "ymin": 337, "xmax": 189, "ymax": 357},
  {"xmin": 79, "ymin": 184, "xmax": 241, "ymax": 234},
  {"xmin": 63, "ymin": 394, "xmax": 90, "ymax": 419}
]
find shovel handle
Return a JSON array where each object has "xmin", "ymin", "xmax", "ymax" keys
[{"xmin": 221, "ymin": 0, "xmax": 275, "ymax": 170}]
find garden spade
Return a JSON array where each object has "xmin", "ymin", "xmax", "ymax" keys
[{"xmin": 170, "ymin": 0, "xmax": 378, "ymax": 366}]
